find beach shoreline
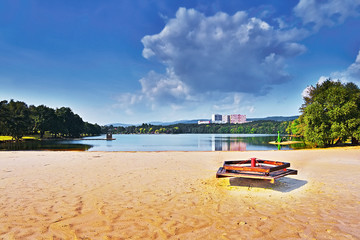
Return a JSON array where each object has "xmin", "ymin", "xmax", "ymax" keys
[{"xmin": 1, "ymin": 148, "xmax": 360, "ymax": 239}]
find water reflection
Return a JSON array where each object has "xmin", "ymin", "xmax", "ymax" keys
[
  {"xmin": 0, "ymin": 141, "xmax": 92, "ymax": 151},
  {"xmin": 212, "ymin": 136, "xmax": 247, "ymax": 151}
]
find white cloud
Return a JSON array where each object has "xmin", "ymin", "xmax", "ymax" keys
[
  {"xmin": 139, "ymin": 68, "xmax": 192, "ymax": 104},
  {"xmin": 294, "ymin": 0, "xmax": 360, "ymax": 30},
  {"xmin": 301, "ymin": 85, "xmax": 314, "ymax": 98},
  {"xmin": 322, "ymin": 50, "xmax": 360, "ymax": 84},
  {"xmin": 317, "ymin": 76, "xmax": 329, "ymax": 85},
  {"xmin": 347, "ymin": 50, "xmax": 360, "ymax": 79},
  {"xmin": 113, "ymin": 93, "xmax": 143, "ymax": 109},
  {"xmin": 247, "ymin": 106, "xmax": 255, "ymax": 113},
  {"xmin": 141, "ymin": 7, "xmax": 307, "ymax": 96},
  {"xmin": 116, "ymin": 7, "xmax": 312, "ymax": 118},
  {"xmin": 212, "ymin": 92, "xmax": 255, "ymax": 115}
]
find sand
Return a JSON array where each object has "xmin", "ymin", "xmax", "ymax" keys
[{"xmin": 0, "ymin": 148, "xmax": 360, "ymax": 239}]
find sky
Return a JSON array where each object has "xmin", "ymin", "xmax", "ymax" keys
[{"xmin": 1, "ymin": 0, "xmax": 360, "ymax": 125}]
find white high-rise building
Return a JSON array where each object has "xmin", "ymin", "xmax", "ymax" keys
[
  {"xmin": 211, "ymin": 113, "xmax": 246, "ymax": 124},
  {"xmin": 211, "ymin": 114, "xmax": 222, "ymax": 123},
  {"xmin": 222, "ymin": 115, "xmax": 230, "ymax": 124}
]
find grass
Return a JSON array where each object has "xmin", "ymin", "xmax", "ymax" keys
[
  {"xmin": 0, "ymin": 136, "xmax": 13, "ymax": 141},
  {"xmin": 22, "ymin": 136, "xmax": 38, "ymax": 140},
  {"xmin": 0, "ymin": 136, "xmax": 38, "ymax": 141}
]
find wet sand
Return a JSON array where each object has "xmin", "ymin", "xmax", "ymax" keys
[{"xmin": 0, "ymin": 148, "xmax": 360, "ymax": 239}]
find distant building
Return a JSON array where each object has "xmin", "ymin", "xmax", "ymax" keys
[
  {"xmin": 211, "ymin": 113, "xmax": 246, "ymax": 124},
  {"xmin": 198, "ymin": 120, "xmax": 211, "ymax": 125},
  {"xmin": 222, "ymin": 115, "xmax": 230, "ymax": 124},
  {"xmin": 211, "ymin": 114, "xmax": 222, "ymax": 124},
  {"xmin": 230, "ymin": 114, "xmax": 246, "ymax": 124}
]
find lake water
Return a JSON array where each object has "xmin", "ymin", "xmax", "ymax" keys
[
  {"xmin": 60, "ymin": 134, "xmax": 304, "ymax": 151},
  {"xmin": 1, "ymin": 134, "xmax": 304, "ymax": 151}
]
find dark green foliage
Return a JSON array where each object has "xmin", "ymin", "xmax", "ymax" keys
[
  {"xmin": 105, "ymin": 120, "xmax": 290, "ymax": 135},
  {"xmin": 0, "ymin": 100, "xmax": 10, "ymax": 134},
  {"xmin": 300, "ymin": 79, "xmax": 360, "ymax": 146},
  {"xmin": 30, "ymin": 105, "xmax": 57, "ymax": 138},
  {"xmin": 55, "ymin": 107, "xmax": 85, "ymax": 138},
  {"xmin": 84, "ymin": 122, "xmax": 102, "ymax": 136},
  {"xmin": 0, "ymin": 100, "xmax": 101, "ymax": 139},
  {"xmin": 0, "ymin": 100, "xmax": 32, "ymax": 141}
]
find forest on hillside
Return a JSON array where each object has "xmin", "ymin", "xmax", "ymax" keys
[{"xmin": 103, "ymin": 120, "xmax": 290, "ymax": 135}]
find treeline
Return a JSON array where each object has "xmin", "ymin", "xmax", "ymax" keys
[
  {"xmin": 0, "ymin": 100, "xmax": 101, "ymax": 141},
  {"xmin": 104, "ymin": 120, "xmax": 290, "ymax": 135},
  {"xmin": 287, "ymin": 79, "xmax": 360, "ymax": 147}
]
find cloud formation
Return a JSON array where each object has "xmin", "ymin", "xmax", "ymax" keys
[
  {"xmin": 116, "ymin": 2, "xmax": 360, "ymax": 119},
  {"xmin": 139, "ymin": 68, "xmax": 192, "ymax": 104},
  {"xmin": 347, "ymin": 50, "xmax": 360, "ymax": 79},
  {"xmin": 294, "ymin": 0, "xmax": 360, "ymax": 30},
  {"xmin": 141, "ymin": 8, "xmax": 306, "ymax": 97},
  {"xmin": 322, "ymin": 50, "xmax": 360, "ymax": 83},
  {"xmin": 114, "ymin": 7, "xmax": 310, "ymax": 117}
]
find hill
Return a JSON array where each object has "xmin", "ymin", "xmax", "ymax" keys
[
  {"xmin": 106, "ymin": 116, "xmax": 299, "ymax": 127},
  {"xmin": 247, "ymin": 116, "xmax": 299, "ymax": 122}
]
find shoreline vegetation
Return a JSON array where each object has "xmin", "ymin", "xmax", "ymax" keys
[
  {"xmin": 103, "ymin": 120, "xmax": 291, "ymax": 135},
  {"xmin": 1, "ymin": 79, "xmax": 360, "ymax": 148},
  {"xmin": 0, "ymin": 100, "xmax": 102, "ymax": 142}
]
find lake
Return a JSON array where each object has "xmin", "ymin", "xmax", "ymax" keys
[
  {"xmin": 0, "ymin": 134, "xmax": 304, "ymax": 151},
  {"xmin": 63, "ymin": 134, "xmax": 304, "ymax": 151}
]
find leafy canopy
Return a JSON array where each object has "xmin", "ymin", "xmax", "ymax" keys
[{"xmin": 300, "ymin": 79, "xmax": 360, "ymax": 146}]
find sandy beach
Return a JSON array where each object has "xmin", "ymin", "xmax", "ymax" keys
[{"xmin": 1, "ymin": 148, "xmax": 360, "ymax": 239}]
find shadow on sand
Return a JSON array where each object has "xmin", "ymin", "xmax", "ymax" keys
[{"xmin": 229, "ymin": 177, "xmax": 308, "ymax": 193}]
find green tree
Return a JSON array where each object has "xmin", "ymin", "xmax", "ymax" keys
[
  {"xmin": 30, "ymin": 105, "xmax": 57, "ymax": 138},
  {"xmin": 56, "ymin": 107, "xmax": 84, "ymax": 138},
  {"xmin": 286, "ymin": 118, "xmax": 305, "ymax": 136},
  {"xmin": 172, "ymin": 126, "xmax": 180, "ymax": 133},
  {"xmin": 0, "ymin": 100, "xmax": 10, "ymax": 135},
  {"xmin": 3, "ymin": 100, "xmax": 32, "ymax": 141},
  {"xmin": 84, "ymin": 122, "xmax": 102, "ymax": 136},
  {"xmin": 301, "ymin": 79, "xmax": 360, "ymax": 146}
]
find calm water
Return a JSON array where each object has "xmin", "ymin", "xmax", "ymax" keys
[
  {"xmin": 1, "ymin": 134, "xmax": 304, "ymax": 151},
  {"xmin": 61, "ymin": 134, "xmax": 304, "ymax": 151}
]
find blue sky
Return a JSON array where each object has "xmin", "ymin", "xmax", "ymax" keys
[{"xmin": 1, "ymin": 0, "xmax": 360, "ymax": 125}]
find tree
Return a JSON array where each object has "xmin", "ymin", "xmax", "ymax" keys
[
  {"xmin": 1, "ymin": 99, "xmax": 102, "ymax": 139},
  {"xmin": 84, "ymin": 122, "xmax": 102, "ymax": 136},
  {"xmin": 2, "ymin": 100, "xmax": 32, "ymax": 141},
  {"xmin": 55, "ymin": 107, "xmax": 84, "ymax": 138},
  {"xmin": 30, "ymin": 105, "xmax": 57, "ymax": 138},
  {"xmin": 0, "ymin": 100, "xmax": 10, "ymax": 135},
  {"xmin": 300, "ymin": 79, "xmax": 360, "ymax": 146},
  {"xmin": 287, "ymin": 116, "xmax": 305, "ymax": 136}
]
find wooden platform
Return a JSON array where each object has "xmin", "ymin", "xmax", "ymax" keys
[
  {"xmin": 216, "ymin": 167, "xmax": 297, "ymax": 183},
  {"xmin": 223, "ymin": 159, "xmax": 290, "ymax": 173},
  {"xmin": 216, "ymin": 158, "xmax": 298, "ymax": 184}
]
